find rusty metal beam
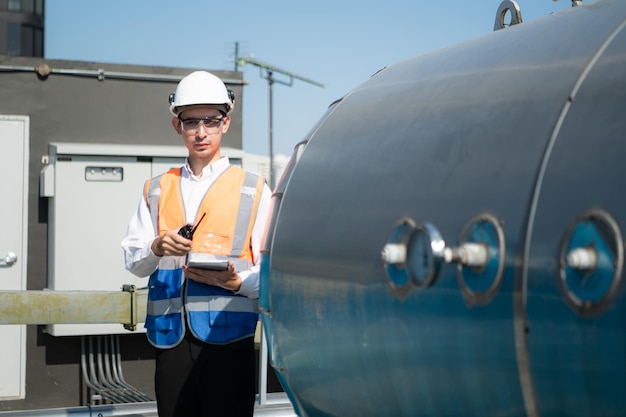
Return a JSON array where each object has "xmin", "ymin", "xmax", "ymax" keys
[{"xmin": 0, "ymin": 285, "xmax": 147, "ymax": 330}]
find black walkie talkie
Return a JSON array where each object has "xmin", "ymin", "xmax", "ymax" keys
[{"xmin": 178, "ymin": 212, "xmax": 206, "ymax": 240}]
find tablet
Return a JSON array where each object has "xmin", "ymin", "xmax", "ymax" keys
[{"xmin": 186, "ymin": 253, "xmax": 229, "ymax": 271}]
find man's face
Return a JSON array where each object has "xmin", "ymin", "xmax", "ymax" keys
[{"xmin": 172, "ymin": 106, "xmax": 230, "ymax": 160}]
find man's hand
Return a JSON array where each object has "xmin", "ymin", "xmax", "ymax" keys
[
  {"xmin": 184, "ymin": 262, "xmax": 242, "ymax": 292},
  {"xmin": 151, "ymin": 229, "xmax": 193, "ymax": 257}
]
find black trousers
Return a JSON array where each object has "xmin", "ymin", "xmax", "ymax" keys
[{"xmin": 154, "ymin": 332, "xmax": 256, "ymax": 417}]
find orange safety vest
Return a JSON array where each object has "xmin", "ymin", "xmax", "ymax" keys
[{"xmin": 143, "ymin": 166, "xmax": 264, "ymax": 347}]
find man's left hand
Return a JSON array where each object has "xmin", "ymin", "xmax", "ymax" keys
[{"xmin": 183, "ymin": 261, "xmax": 242, "ymax": 292}]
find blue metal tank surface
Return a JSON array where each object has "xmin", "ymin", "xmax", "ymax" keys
[{"xmin": 260, "ymin": 1, "xmax": 626, "ymax": 416}]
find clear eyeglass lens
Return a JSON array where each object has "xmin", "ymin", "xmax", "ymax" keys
[{"xmin": 181, "ymin": 117, "xmax": 223, "ymax": 131}]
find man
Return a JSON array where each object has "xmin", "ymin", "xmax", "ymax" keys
[{"xmin": 121, "ymin": 70, "xmax": 271, "ymax": 417}]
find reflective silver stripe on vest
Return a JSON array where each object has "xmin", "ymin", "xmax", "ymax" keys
[
  {"xmin": 187, "ymin": 295, "xmax": 258, "ymax": 313},
  {"xmin": 231, "ymin": 257, "xmax": 252, "ymax": 272},
  {"xmin": 147, "ymin": 172, "xmax": 166, "ymax": 235},
  {"xmin": 147, "ymin": 297, "xmax": 183, "ymax": 316},
  {"xmin": 231, "ymin": 172, "xmax": 259, "ymax": 256}
]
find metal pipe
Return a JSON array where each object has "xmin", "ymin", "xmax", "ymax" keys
[
  {"xmin": 0, "ymin": 64, "xmax": 245, "ymax": 85},
  {"xmin": 268, "ymin": 70, "xmax": 275, "ymax": 189},
  {"xmin": 80, "ymin": 336, "xmax": 104, "ymax": 404},
  {"xmin": 97, "ymin": 337, "xmax": 135, "ymax": 403},
  {"xmin": 112, "ymin": 336, "xmax": 152, "ymax": 401},
  {"xmin": 0, "ymin": 395, "xmax": 297, "ymax": 416},
  {"xmin": 109, "ymin": 336, "xmax": 134, "ymax": 395},
  {"xmin": 258, "ymin": 327, "xmax": 269, "ymax": 405},
  {"xmin": 0, "ymin": 401, "xmax": 158, "ymax": 416},
  {"xmin": 92, "ymin": 337, "xmax": 111, "ymax": 403},
  {"xmin": 0, "ymin": 395, "xmax": 296, "ymax": 416},
  {"xmin": 88, "ymin": 336, "xmax": 122, "ymax": 403},
  {"xmin": 0, "ymin": 289, "xmax": 147, "ymax": 326}
]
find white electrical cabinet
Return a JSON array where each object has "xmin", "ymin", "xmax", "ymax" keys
[{"xmin": 40, "ymin": 142, "xmax": 243, "ymax": 336}]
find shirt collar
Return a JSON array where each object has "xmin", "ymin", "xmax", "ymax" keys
[{"xmin": 182, "ymin": 156, "xmax": 230, "ymax": 181}]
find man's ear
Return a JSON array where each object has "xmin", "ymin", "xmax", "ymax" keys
[
  {"xmin": 222, "ymin": 115, "xmax": 231, "ymax": 134},
  {"xmin": 171, "ymin": 117, "xmax": 182, "ymax": 134}
]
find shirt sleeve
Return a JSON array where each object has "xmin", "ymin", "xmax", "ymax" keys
[
  {"xmin": 235, "ymin": 182, "xmax": 272, "ymax": 299},
  {"xmin": 121, "ymin": 194, "xmax": 161, "ymax": 278}
]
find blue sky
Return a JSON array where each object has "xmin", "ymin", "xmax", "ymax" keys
[{"xmin": 45, "ymin": 0, "xmax": 578, "ymax": 157}]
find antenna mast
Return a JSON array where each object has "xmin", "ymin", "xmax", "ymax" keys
[{"xmin": 236, "ymin": 55, "xmax": 324, "ymax": 189}]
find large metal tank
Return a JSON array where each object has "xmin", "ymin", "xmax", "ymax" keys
[{"xmin": 260, "ymin": 1, "xmax": 626, "ymax": 416}]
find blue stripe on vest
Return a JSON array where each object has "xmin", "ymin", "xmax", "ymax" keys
[
  {"xmin": 147, "ymin": 267, "xmax": 183, "ymax": 300},
  {"xmin": 146, "ymin": 268, "xmax": 185, "ymax": 348},
  {"xmin": 188, "ymin": 311, "xmax": 258, "ymax": 343},
  {"xmin": 186, "ymin": 280, "xmax": 259, "ymax": 343}
]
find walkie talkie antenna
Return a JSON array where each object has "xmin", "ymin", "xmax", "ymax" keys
[{"xmin": 189, "ymin": 212, "xmax": 206, "ymax": 235}]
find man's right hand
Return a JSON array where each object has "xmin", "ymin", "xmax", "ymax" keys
[{"xmin": 151, "ymin": 229, "xmax": 193, "ymax": 257}]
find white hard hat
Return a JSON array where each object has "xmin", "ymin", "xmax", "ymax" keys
[{"xmin": 169, "ymin": 71, "xmax": 235, "ymax": 116}]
